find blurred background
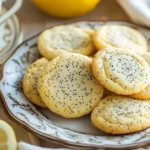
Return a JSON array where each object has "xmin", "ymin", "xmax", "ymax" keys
[{"xmin": 4, "ymin": 0, "xmax": 129, "ymax": 40}]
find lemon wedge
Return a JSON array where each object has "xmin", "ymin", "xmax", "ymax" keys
[{"xmin": 0, "ymin": 120, "xmax": 17, "ymax": 150}]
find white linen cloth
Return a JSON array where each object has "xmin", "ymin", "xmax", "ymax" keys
[
  {"xmin": 117, "ymin": 0, "xmax": 150, "ymax": 28},
  {"xmin": 18, "ymin": 142, "xmax": 70, "ymax": 150}
]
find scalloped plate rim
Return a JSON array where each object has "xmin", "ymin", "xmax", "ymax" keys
[{"xmin": 0, "ymin": 20, "xmax": 150, "ymax": 149}]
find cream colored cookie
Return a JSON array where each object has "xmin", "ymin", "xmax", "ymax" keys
[
  {"xmin": 138, "ymin": 52, "xmax": 150, "ymax": 66},
  {"xmin": 91, "ymin": 95, "xmax": 150, "ymax": 134},
  {"xmin": 38, "ymin": 54, "xmax": 104, "ymax": 118},
  {"xmin": 22, "ymin": 58, "xmax": 49, "ymax": 107},
  {"xmin": 38, "ymin": 26, "xmax": 95, "ymax": 60},
  {"xmin": 131, "ymin": 52, "xmax": 150, "ymax": 99},
  {"xmin": 93, "ymin": 25, "xmax": 148, "ymax": 52},
  {"xmin": 92, "ymin": 48, "xmax": 150, "ymax": 95}
]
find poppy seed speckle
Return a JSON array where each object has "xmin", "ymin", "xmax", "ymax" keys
[
  {"xmin": 38, "ymin": 54, "xmax": 104, "ymax": 118},
  {"xmin": 91, "ymin": 95, "xmax": 150, "ymax": 135},
  {"xmin": 92, "ymin": 48, "xmax": 150, "ymax": 95},
  {"xmin": 38, "ymin": 26, "xmax": 95, "ymax": 60},
  {"xmin": 131, "ymin": 52, "xmax": 150, "ymax": 100},
  {"xmin": 22, "ymin": 58, "xmax": 49, "ymax": 107}
]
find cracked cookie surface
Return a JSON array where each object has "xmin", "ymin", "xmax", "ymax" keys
[
  {"xmin": 22, "ymin": 57, "xmax": 49, "ymax": 107},
  {"xmin": 91, "ymin": 95, "xmax": 150, "ymax": 134},
  {"xmin": 93, "ymin": 25, "xmax": 148, "ymax": 52},
  {"xmin": 92, "ymin": 48, "xmax": 150, "ymax": 95},
  {"xmin": 38, "ymin": 26, "xmax": 95, "ymax": 60},
  {"xmin": 38, "ymin": 54, "xmax": 104, "ymax": 118},
  {"xmin": 131, "ymin": 52, "xmax": 150, "ymax": 99}
]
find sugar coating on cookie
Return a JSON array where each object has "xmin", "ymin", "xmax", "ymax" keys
[
  {"xmin": 92, "ymin": 48, "xmax": 150, "ymax": 95},
  {"xmin": 38, "ymin": 26, "xmax": 95, "ymax": 60},
  {"xmin": 91, "ymin": 95, "xmax": 150, "ymax": 134},
  {"xmin": 38, "ymin": 54, "xmax": 104, "ymax": 118},
  {"xmin": 93, "ymin": 25, "xmax": 148, "ymax": 52},
  {"xmin": 131, "ymin": 52, "xmax": 150, "ymax": 99},
  {"xmin": 22, "ymin": 58, "xmax": 49, "ymax": 107}
]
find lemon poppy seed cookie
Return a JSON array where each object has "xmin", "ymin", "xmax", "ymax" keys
[
  {"xmin": 22, "ymin": 58, "xmax": 49, "ymax": 107},
  {"xmin": 38, "ymin": 26, "xmax": 95, "ymax": 60},
  {"xmin": 92, "ymin": 48, "xmax": 150, "ymax": 95},
  {"xmin": 38, "ymin": 54, "xmax": 104, "ymax": 118},
  {"xmin": 91, "ymin": 95, "xmax": 150, "ymax": 134},
  {"xmin": 131, "ymin": 52, "xmax": 150, "ymax": 100},
  {"xmin": 93, "ymin": 25, "xmax": 148, "ymax": 52},
  {"xmin": 138, "ymin": 52, "xmax": 150, "ymax": 66}
]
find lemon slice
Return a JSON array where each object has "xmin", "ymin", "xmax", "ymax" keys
[{"xmin": 0, "ymin": 120, "xmax": 17, "ymax": 150}]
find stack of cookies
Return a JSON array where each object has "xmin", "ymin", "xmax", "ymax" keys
[{"xmin": 22, "ymin": 24, "xmax": 150, "ymax": 135}]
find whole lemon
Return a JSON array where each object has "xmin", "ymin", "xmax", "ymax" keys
[{"xmin": 32, "ymin": 0, "xmax": 100, "ymax": 18}]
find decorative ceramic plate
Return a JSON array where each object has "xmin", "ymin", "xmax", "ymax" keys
[
  {"xmin": 0, "ymin": 7, "xmax": 23, "ymax": 64},
  {"xmin": 0, "ymin": 108, "xmax": 40, "ymax": 146},
  {"xmin": 0, "ymin": 21, "xmax": 150, "ymax": 149}
]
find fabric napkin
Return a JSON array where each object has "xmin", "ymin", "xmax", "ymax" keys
[
  {"xmin": 117, "ymin": 0, "xmax": 150, "ymax": 28},
  {"xmin": 18, "ymin": 142, "xmax": 70, "ymax": 150}
]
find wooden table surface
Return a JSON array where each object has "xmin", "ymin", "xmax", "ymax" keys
[{"xmin": 3, "ymin": 0, "xmax": 131, "ymax": 148}]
